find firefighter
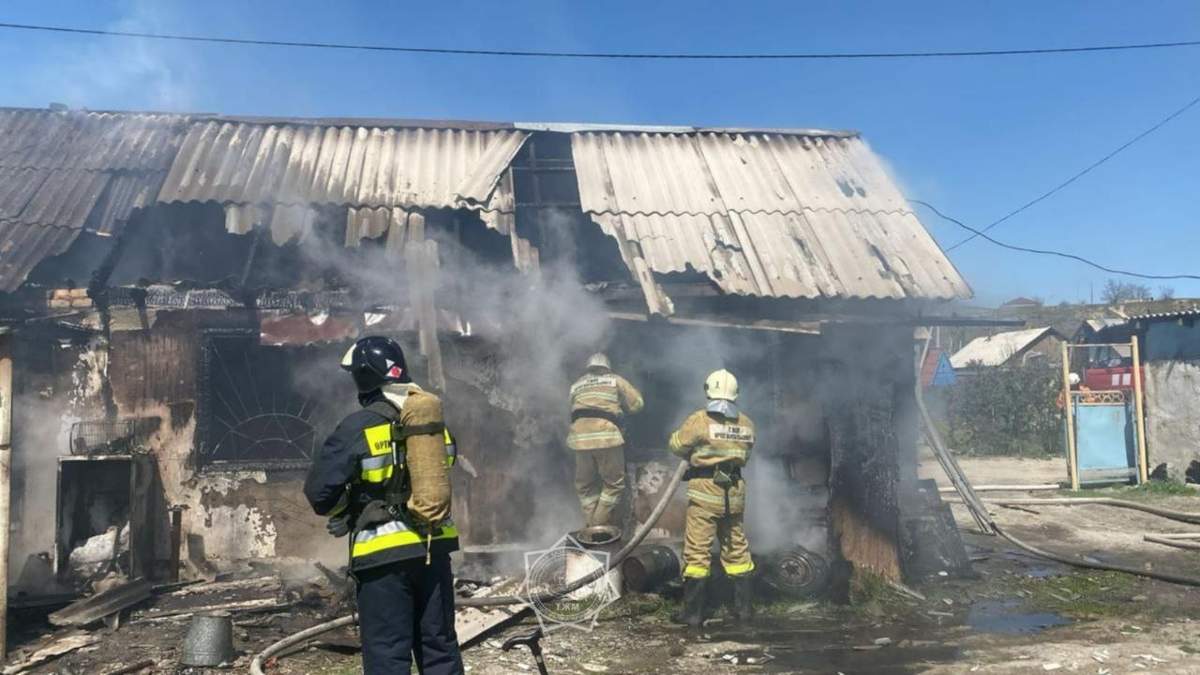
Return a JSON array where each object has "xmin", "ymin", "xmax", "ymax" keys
[
  {"xmin": 567, "ymin": 353, "xmax": 644, "ymax": 527},
  {"xmin": 304, "ymin": 336, "xmax": 464, "ymax": 675},
  {"xmin": 668, "ymin": 368, "xmax": 756, "ymax": 630}
]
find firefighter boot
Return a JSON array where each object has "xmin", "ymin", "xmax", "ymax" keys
[
  {"xmin": 671, "ymin": 578, "xmax": 706, "ymax": 631},
  {"xmin": 731, "ymin": 575, "xmax": 755, "ymax": 624}
]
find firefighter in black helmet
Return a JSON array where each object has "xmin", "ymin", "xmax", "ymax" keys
[{"xmin": 304, "ymin": 336, "xmax": 464, "ymax": 675}]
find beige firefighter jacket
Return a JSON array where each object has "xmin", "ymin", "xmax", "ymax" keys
[
  {"xmin": 567, "ymin": 370, "xmax": 644, "ymax": 450},
  {"xmin": 668, "ymin": 409, "xmax": 755, "ymax": 514}
]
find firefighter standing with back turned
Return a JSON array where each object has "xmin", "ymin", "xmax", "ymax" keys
[
  {"xmin": 668, "ymin": 369, "xmax": 756, "ymax": 631},
  {"xmin": 567, "ymin": 353, "xmax": 644, "ymax": 527},
  {"xmin": 304, "ymin": 336, "xmax": 464, "ymax": 675}
]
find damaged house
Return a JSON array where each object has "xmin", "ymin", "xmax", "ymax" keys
[{"xmin": 0, "ymin": 106, "xmax": 973, "ymax": 607}]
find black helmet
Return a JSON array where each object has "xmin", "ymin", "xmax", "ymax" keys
[{"xmin": 341, "ymin": 336, "xmax": 411, "ymax": 393}]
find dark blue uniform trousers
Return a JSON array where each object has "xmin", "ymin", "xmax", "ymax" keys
[{"xmin": 356, "ymin": 554, "xmax": 465, "ymax": 674}]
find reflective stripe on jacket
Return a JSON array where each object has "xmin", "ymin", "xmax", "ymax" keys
[
  {"xmin": 567, "ymin": 371, "xmax": 644, "ymax": 450},
  {"xmin": 304, "ymin": 386, "xmax": 459, "ymax": 571},
  {"xmin": 668, "ymin": 408, "xmax": 755, "ymax": 515}
]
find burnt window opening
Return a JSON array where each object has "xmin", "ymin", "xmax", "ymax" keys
[{"xmin": 197, "ymin": 334, "xmax": 344, "ymax": 470}]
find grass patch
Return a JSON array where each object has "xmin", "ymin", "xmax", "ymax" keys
[
  {"xmin": 846, "ymin": 570, "xmax": 919, "ymax": 619},
  {"xmin": 1012, "ymin": 570, "xmax": 1139, "ymax": 619},
  {"xmin": 597, "ymin": 592, "xmax": 674, "ymax": 621}
]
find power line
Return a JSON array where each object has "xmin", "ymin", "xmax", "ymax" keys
[
  {"xmin": 1, "ymin": 21, "xmax": 1199, "ymax": 60},
  {"xmin": 913, "ymin": 199, "xmax": 1200, "ymax": 281},
  {"xmin": 945, "ymin": 93, "xmax": 1200, "ymax": 251}
]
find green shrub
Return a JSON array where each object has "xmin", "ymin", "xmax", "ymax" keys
[{"xmin": 940, "ymin": 364, "xmax": 1063, "ymax": 457}]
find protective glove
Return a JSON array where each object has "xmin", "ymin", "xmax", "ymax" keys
[
  {"xmin": 326, "ymin": 512, "xmax": 352, "ymax": 538},
  {"xmin": 325, "ymin": 492, "xmax": 353, "ymax": 538}
]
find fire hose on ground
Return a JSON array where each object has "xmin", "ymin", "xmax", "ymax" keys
[
  {"xmin": 914, "ymin": 374, "xmax": 1200, "ymax": 589},
  {"xmin": 249, "ymin": 461, "xmax": 689, "ymax": 674}
]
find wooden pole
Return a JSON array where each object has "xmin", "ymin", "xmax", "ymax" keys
[
  {"xmin": 1061, "ymin": 342, "xmax": 1080, "ymax": 491},
  {"xmin": 0, "ymin": 348, "xmax": 13, "ymax": 659},
  {"xmin": 1131, "ymin": 335, "xmax": 1150, "ymax": 484}
]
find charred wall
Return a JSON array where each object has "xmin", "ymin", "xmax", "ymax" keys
[{"xmin": 820, "ymin": 323, "xmax": 919, "ymax": 582}]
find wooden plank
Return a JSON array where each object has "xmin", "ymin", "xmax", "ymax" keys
[
  {"xmin": 1, "ymin": 633, "xmax": 100, "ymax": 675},
  {"xmin": 49, "ymin": 578, "xmax": 153, "ymax": 627},
  {"xmin": 455, "ymin": 581, "xmax": 529, "ymax": 648},
  {"xmin": 1062, "ymin": 342, "xmax": 1080, "ymax": 491},
  {"xmin": 1131, "ymin": 335, "xmax": 1149, "ymax": 484},
  {"xmin": 405, "ymin": 235, "xmax": 446, "ymax": 391}
]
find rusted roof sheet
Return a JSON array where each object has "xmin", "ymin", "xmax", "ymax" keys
[
  {"xmin": 0, "ymin": 109, "xmax": 188, "ymax": 291},
  {"xmin": 571, "ymin": 131, "xmax": 970, "ymax": 306},
  {"xmin": 159, "ymin": 121, "xmax": 527, "ymax": 215}
]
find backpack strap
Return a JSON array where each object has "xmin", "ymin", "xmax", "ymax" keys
[{"xmin": 365, "ymin": 400, "xmax": 400, "ymax": 421}]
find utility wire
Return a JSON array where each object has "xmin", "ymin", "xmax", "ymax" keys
[
  {"xmin": 913, "ymin": 199, "xmax": 1200, "ymax": 281},
  {"xmin": 1, "ymin": 21, "xmax": 1199, "ymax": 60},
  {"xmin": 946, "ymin": 93, "xmax": 1200, "ymax": 251}
]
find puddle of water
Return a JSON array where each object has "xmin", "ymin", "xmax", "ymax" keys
[{"xmin": 967, "ymin": 600, "xmax": 1070, "ymax": 635}]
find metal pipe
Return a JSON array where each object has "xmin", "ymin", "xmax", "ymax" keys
[
  {"xmin": 944, "ymin": 496, "xmax": 1200, "ymax": 525},
  {"xmin": 937, "ymin": 484, "xmax": 1060, "ymax": 493}
]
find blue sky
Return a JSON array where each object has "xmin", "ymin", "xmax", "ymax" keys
[{"xmin": 1, "ymin": 1, "xmax": 1197, "ymax": 305}]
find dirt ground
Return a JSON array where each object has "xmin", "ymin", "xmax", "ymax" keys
[
  {"xmin": 11, "ymin": 456, "xmax": 1200, "ymax": 674},
  {"xmin": 277, "ymin": 456, "xmax": 1200, "ymax": 674}
]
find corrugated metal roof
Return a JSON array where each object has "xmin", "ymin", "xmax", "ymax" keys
[
  {"xmin": 571, "ymin": 131, "xmax": 970, "ymax": 306},
  {"xmin": 0, "ymin": 109, "xmax": 189, "ymax": 291},
  {"xmin": 950, "ymin": 327, "xmax": 1058, "ymax": 368},
  {"xmin": 1128, "ymin": 306, "xmax": 1200, "ymax": 321},
  {"xmin": 158, "ymin": 121, "xmax": 527, "ymax": 214}
]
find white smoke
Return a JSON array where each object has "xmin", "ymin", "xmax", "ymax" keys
[{"xmin": 24, "ymin": 0, "xmax": 194, "ymax": 111}]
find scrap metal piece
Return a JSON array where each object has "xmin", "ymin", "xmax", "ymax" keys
[{"xmin": 48, "ymin": 578, "xmax": 153, "ymax": 627}]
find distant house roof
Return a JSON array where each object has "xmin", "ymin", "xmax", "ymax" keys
[
  {"xmin": 1002, "ymin": 296, "xmax": 1041, "ymax": 307},
  {"xmin": 950, "ymin": 326, "xmax": 1062, "ymax": 368},
  {"xmin": 0, "ymin": 106, "xmax": 972, "ymax": 311},
  {"xmin": 1128, "ymin": 306, "xmax": 1200, "ymax": 321}
]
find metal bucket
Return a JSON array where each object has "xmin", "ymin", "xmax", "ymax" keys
[
  {"xmin": 181, "ymin": 611, "xmax": 235, "ymax": 667},
  {"xmin": 565, "ymin": 526, "xmax": 623, "ymax": 600},
  {"xmin": 620, "ymin": 544, "xmax": 680, "ymax": 593}
]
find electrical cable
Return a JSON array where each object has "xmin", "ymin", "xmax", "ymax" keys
[
  {"xmin": 2, "ymin": 21, "xmax": 1199, "ymax": 60},
  {"xmin": 913, "ymin": 199, "xmax": 1200, "ymax": 281},
  {"xmin": 944, "ymin": 93, "xmax": 1200, "ymax": 251}
]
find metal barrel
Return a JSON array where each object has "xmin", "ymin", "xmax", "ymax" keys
[
  {"xmin": 181, "ymin": 611, "xmax": 235, "ymax": 667},
  {"xmin": 620, "ymin": 544, "xmax": 680, "ymax": 593}
]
